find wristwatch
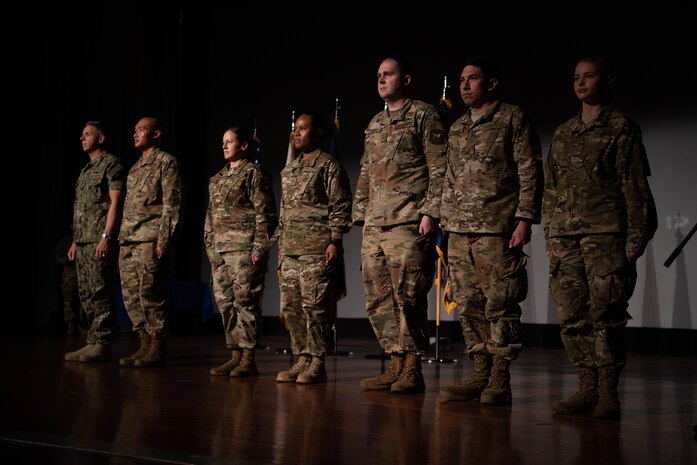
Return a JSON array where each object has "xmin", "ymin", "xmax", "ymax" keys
[{"xmin": 101, "ymin": 232, "xmax": 112, "ymax": 240}]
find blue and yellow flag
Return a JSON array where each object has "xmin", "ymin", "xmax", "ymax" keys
[
  {"xmin": 435, "ymin": 227, "xmax": 456, "ymax": 315},
  {"xmin": 437, "ymin": 75, "xmax": 453, "ymax": 128}
]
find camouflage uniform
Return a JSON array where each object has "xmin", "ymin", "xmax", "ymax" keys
[
  {"xmin": 55, "ymin": 233, "xmax": 79, "ymax": 324},
  {"xmin": 543, "ymin": 107, "xmax": 656, "ymax": 369},
  {"xmin": 72, "ymin": 153, "xmax": 125, "ymax": 344},
  {"xmin": 441, "ymin": 101, "xmax": 543, "ymax": 360},
  {"xmin": 353, "ymin": 98, "xmax": 447, "ymax": 353},
  {"xmin": 276, "ymin": 149, "xmax": 352, "ymax": 357},
  {"xmin": 204, "ymin": 158, "xmax": 277, "ymax": 349},
  {"xmin": 119, "ymin": 148, "xmax": 184, "ymax": 337}
]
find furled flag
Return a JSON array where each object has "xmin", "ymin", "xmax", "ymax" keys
[
  {"xmin": 280, "ymin": 110, "xmax": 296, "ymax": 330},
  {"xmin": 286, "ymin": 110, "xmax": 295, "ymax": 166},
  {"xmin": 328, "ymin": 98, "xmax": 347, "ymax": 302},
  {"xmin": 435, "ymin": 75, "xmax": 456, "ymax": 316},
  {"xmin": 437, "ymin": 74, "xmax": 453, "ymax": 128},
  {"xmin": 329, "ymin": 98, "xmax": 340, "ymax": 161},
  {"xmin": 435, "ymin": 227, "xmax": 456, "ymax": 315},
  {"xmin": 251, "ymin": 117, "xmax": 261, "ymax": 165}
]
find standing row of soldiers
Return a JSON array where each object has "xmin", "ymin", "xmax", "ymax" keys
[{"xmin": 64, "ymin": 54, "xmax": 656, "ymax": 420}]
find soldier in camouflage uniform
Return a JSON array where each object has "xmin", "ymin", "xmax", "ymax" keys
[
  {"xmin": 64, "ymin": 121, "xmax": 125, "ymax": 363},
  {"xmin": 543, "ymin": 57, "xmax": 656, "ymax": 419},
  {"xmin": 354, "ymin": 57, "xmax": 447, "ymax": 394},
  {"xmin": 118, "ymin": 117, "xmax": 184, "ymax": 368},
  {"xmin": 55, "ymin": 231, "xmax": 80, "ymax": 335},
  {"xmin": 439, "ymin": 57, "xmax": 544, "ymax": 405},
  {"xmin": 274, "ymin": 113, "xmax": 352, "ymax": 384},
  {"xmin": 205, "ymin": 126, "xmax": 277, "ymax": 378}
]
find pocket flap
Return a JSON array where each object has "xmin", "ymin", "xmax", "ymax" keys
[
  {"xmin": 493, "ymin": 253, "xmax": 527, "ymax": 280},
  {"xmin": 590, "ymin": 251, "xmax": 627, "ymax": 278}
]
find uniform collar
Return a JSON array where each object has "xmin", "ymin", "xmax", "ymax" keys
[
  {"xmin": 292, "ymin": 148, "xmax": 323, "ymax": 168},
  {"xmin": 464, "ymin": 100, "xmax": 501, "ymax": 127},
  {"xmin": 571, "ymin": 106, "xmax": 613, "ymax": 133},
  {"xmin": 382, "ymin": 98, "xmax": 413, "ymax": 124}
]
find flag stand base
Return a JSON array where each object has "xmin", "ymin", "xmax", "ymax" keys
[{"xmin": 424, "ymin": 331, "xmax": 457, "ymax": 364}]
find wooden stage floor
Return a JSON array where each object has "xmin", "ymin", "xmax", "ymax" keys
[{"xmin": 1, "ymin": 333, "xmax": 695, "ymax": 465}]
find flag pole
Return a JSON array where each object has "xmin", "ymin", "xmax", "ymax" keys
[
  {"xmin": 435, "ymin": 258, "xmax": 442, "ymax": 360},
  {"xmin": 277, "ymin": 110, "xmax": 296, "ymax": 355},
  {"xmin": 330, "ymin": 97, "xmax": 353, "ymax": 357},
  {"xmin": 252, "ymin": 117, "xmax": 260, "ymax": 165}
]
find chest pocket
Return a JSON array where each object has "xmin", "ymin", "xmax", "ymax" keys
[
  {"xmin": 364, "ymin": 127, "xmax": 385, "ymax": 162},
  {"xmin": 131, "ymin": 169, "xmax": 159, "ymax": 204},
  {"xmin": 222, "ymin": 177, "xmax": 249, "ymax": 207},
  {"xmin": 78, "ymin": 172, "xmax": 105, "ymax": 203},
  {"xmin": 283, "ymin": 167, "xmax": 326, "ymax": 206},
  {"xmin": 583, "ymin": 129, "xmax": 617, "ymax": 183},
  {"xmin": 299, "ymin": 167, "xmax": 327, "ymax": 204},
  {"xmin": 389, "ymin": 122, "xmax": 422, "ymax": 168},
  {"xmin": 476, "ymin": 124, "xmax": 510, "ymax": 166}
]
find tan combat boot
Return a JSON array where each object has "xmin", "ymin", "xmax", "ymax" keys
[
  {"xmin": 134, "ymin": 337, "xmax": 167, "ymax": 368},
  {"xmin": 65, "ymin": 344, "xmax": 94, "ymax": 362},
  {"xmin": 594, "ymin": 366, "xmax": 621, "ymax": 419},
  {"xmin": 79, "ymin": 343, "xmax": 110, "ymax": 362},
  {"xmin": 296, "ymin": 356, "xmax": 327, "ymax": 384},
  {"xmin": 210, "ymin": 349, "xmax": 242, "ymax": 376},
  {"xmin": 553, "ymin": 367, "xmax": 599, "ymax": 414},
  {"xmin": 480, "ymin": 357, "xmax": 512, "ymax": 405},
  {"xmin": 230, "ymin": 349, "xmax": 258, "ymax": 378},
  {"xmin": 440, "ymin": 354, "xmax": 491, "ymax": 401},
  {"xmin": 390, "ymin": 352, "xmax": 425, "ymax": 394},
  {"xmin": 119, "ymin": 331, "xmax": 151, "ymax": 367},
  {"xmin": 360, "ymin": 353, "xmax": 405, "ymax": 390},
  {"xmin": 276, "ymin": 355, "xmax": 311, "ymax": 382}
]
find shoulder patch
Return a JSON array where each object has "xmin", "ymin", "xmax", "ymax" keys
[{"xmin": 429, "ymin": 129, "xmax": 446, "ymax": 145}]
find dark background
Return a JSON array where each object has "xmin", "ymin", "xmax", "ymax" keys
[{"xmin": 34, "ymin": 3, "xmax": 696, "ymax": 334}]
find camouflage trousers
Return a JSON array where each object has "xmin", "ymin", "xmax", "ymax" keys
[
  {"xmin": 548, "ymin": 234, "xmax": 635, "ymax": 369},
  {"xmin": 211, "ymin": 251, "xmax": 265, "ymax": 349},
  {"xmin": 361, "ymin": 224, "xmax": 435, "ymax": 354},
  {"xmin": 75, "ymin": 243, "xmax": 117, "ymax": 344},
  {"xmin": 447, "ymin": 233, "xmax": 526, "ymax": 360},
  {"xmin": 61, "ymin": 266, "xmax": 79, "ymax": 322},
  {"xmin": 119, "ymin": 242, "xmax": 169, "ymax": 338},
  {"xmin": 280, "ymin": 254, "xmax": 337, "ymax": 357}
]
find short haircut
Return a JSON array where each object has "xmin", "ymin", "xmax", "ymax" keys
[
  {"xmin": 140, "ymin": 116, "xmax": 160, "ymax": 132},
  {"xmin": 380, "ymin": 55, "xmax": 413, "ymax": 78},
  {"xmin": 84, "ymin": 120, "xmax": 106, "ymax": 138},
  {"xmin": 464, "ymin": 56, "xmax": 500, "ymax": 82}
]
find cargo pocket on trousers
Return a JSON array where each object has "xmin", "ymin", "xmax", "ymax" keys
[
  {"xmin": 589, "ymin": 251, "xmax": 630, "ymax": 319},
  {"xmin": 590, "ymin": 251, "xmax": 627, "ymax": 278},
  {"xmin": 492, "ymin": 253, "xmax": 528, "ymax": 305},
  {"xmin": 403, "ymin": 261, "xmax": 429, "ymax": 306}
]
